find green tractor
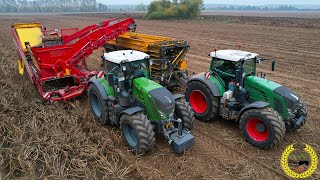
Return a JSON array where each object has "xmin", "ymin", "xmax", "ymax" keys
[
  {"xmin": 185, "ymin": 49, "xmax": 308, "ymax": 149},
  {"xmin": 88, "ymin": 50, "xmax": 195, "ymax": 154}
]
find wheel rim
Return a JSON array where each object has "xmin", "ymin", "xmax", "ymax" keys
[
  {"xmin": 124, "ymin": 123, "xmax": 138, "ymax": 148},
  {"xmin": 246, "ymin": 118, "xmax": 269, "ymax": 142},
  {"xmin": 90, "ymin": 92, "xmax": 102, "ymax": 117},
  {"xmin": 189, "ymin": 90, "xmax": 208, "ymax": 113}
]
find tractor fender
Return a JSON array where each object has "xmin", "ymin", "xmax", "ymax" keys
[
  {"xmin": 188, "ymin": 72, "xmax": 221, "ymax": 96},
  {"xmin": 88, "ymin": 77, "xmax": 108, "ymax": 100},
  {"xmin": 236, "ymin": 101, "xmax": 270, "ymax": 121},
  {"xmin": 173, "ymin": 93, "xmax": 184, "ymax": 100},
  {"xmin": 119, "ymin": 107, "xmax": 144, "ymax": 117}
]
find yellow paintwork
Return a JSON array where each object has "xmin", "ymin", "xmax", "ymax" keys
[
  {"xmin": 65, "ymin": 68, "xmax": 70, "ymax": 75},
  {"xmin": 107, "ymin": 32, "xmax": 188, "ymax": 71},
  {"xmin": 180, "ymin": 60, "xmax": 187, "ymax": 70},
  {"xmin": 12, "ymin": 23, "xmax": 43, "ymax": 51},
  {"xmin": 108, "ymin": 32, "xmax": 174, "ymax": 57},
  {"xmin": 17, "ymin": 59, "xmax": 24, "ymax": 75}
]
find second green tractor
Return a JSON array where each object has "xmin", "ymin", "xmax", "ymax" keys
[{"xmin": 185, "ymin": 49, "xmax": 308, "ymax": 149}]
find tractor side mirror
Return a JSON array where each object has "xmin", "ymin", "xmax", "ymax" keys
[
  {"xmin": 235, "ymin": 70, "xmax": 242, "ymax": 86},
  {"xmin": 272, "ymin": 60, "xmax": 276, "ymax": 71}
]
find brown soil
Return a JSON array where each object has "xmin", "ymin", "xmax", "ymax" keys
[{"xmin": 0, "ymin": 13, "xmax": 319, "ymax": 179}]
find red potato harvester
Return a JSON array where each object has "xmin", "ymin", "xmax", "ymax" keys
[{"xmin": 12, "ymin": 17, "xmax": 136, "ymax": 102}]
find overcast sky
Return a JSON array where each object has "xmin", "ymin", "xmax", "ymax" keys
[{"xmin": 97, "ymin": 0, "xmax": 320, "ymax": 5}]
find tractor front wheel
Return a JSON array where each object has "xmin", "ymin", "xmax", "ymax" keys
[
  {"xmin": 175, "ymin": 98, "xmax": 195, "ymax": 130},
  {"xmin": 185, "ymin": 81, "xmax": 219, "ymax": 122},
  {"xmin": 88, "ymin": 83, "xmax": 110, "ymax": 125},
  {"xmin": 120, "ymin": 112, "xmax": 155, "ymax": 154},
  {"xmin": 239, "ymin": 108, "xmax": 286, "ymax": 149}
]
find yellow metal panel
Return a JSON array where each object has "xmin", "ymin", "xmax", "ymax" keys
[{"xmin": 13, "ymin": 23, "xmax": 43, "ymax": 51}]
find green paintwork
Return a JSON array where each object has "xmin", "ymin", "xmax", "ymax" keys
[
  {"xmin": 208, "ymin": 56, "xmax": 293, "ymax": 121},
  {"xmin": 99, "ymin": 72, "xmax": 168, "ymax": 122},
  {"xmin": 98, "ymin": 76, "xmax": 115, "ymax": 97},
  {"xmin": 244, "ymin": 76, "xmax": 290, "ymax": 119},
  {"xmin": 208, "ymin": 75, "xmax": 226, "ymax": 95},
  {"xmin": 132, "ymin": 77, "xmax": 166, "ymax": 121}
]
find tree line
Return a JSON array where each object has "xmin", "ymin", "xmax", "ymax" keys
[
  {"xmin": 206, "ymin": 5, "xmax": 320, "ymax": 11},
  {"xmin": 0, "ymin": 0, "xmax": 108, "ymax": 12},
  {"xmin": 146, "ymin": 0, "xmax": 203, "ymax": 19}
]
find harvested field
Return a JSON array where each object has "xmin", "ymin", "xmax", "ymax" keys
[{"xmin": 0, "ymin": 13, "xmax": 319, "ymax": 179}]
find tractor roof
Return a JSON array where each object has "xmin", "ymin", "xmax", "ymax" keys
[
  {"xmin": 104, "ymin": 50, "xmax": 150, "ymax": 64},
  {"xmin": 210, "ymin": 50, "xmax": 259, "ymax": 62}
]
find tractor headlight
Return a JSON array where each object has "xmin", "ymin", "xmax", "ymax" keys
[
  {"xmin": 122, "ymin": 66, "xmax": 127, "ymax": 72},
  {"xmin": 159, "ymin": 111, "xmax": 166, "ymax": 118}
]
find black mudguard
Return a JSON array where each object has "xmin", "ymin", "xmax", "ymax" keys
[
  {"xmin": 120, "ymin": 107, "xmax": 144, "ymax": 117},
  {"xmin": 88, "ymin": 77, "xmax": 108, "ymax": 100},
  {"xmin": 173, "ymin": 93, "xmax": 184, "ymax": 100},
  {"xmin": 188, "ymin": 72, "xmax": 221, "ymax": 96},
  {"xmin": 236, "ymin": 101, "xmax": 270, "ymax": 121}
]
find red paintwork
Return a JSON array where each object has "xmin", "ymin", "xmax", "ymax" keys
[
  {"xmin": 12, "ymin": 18, "xmax": 136, "ymax": 102},
  {"xmin": 189, "ymin": 90, "xmax": 208, "ymax": 113},
  {"xmin": 246, "ymin": 118, "xmax": 269, "ymax": 142}
]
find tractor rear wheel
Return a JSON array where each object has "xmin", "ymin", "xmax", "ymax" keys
[
  {"xmin": 175, "ymin": 98, "xmax": 195, "ymax": 130},
  {"xmin": 88, "ymin": 83, "xmax": 110, "ymax": 125},
  {"xmin": 239, "ymin": 108, "xmax": 286, "ymax": 149},
  {"xmin": 185, "ymin": 81, "xmax": 219, "ymax": 121},
  {"xmin": 120, "ymin": 112, "xmax": 155, "ymax": 154}
]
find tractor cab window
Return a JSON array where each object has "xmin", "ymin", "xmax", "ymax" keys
[
  {"xmin": 106, "ymin": 61, "xmax": 120, "ymax": 75},
  {"xmin": 123, "ymin": 60, "xmax": 148, "ymax": 78},
  {"xmin": 122, "ymin": 60, "xmax": 149, "ymax": 88},
  {"xmin": 212, "ymin": 58, "xmax": 236, "ymax": 84},
  {"xmin": 243, "ymin": 58, "xmax": 256, "ymax": 76},
  {"xmin": 105, "ymin": 61, "xmax": 120, "ymax": 86}
]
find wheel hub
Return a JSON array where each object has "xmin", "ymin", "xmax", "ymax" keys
[
  {"xmin": 90, "ymin": 92, "xmax": 102, "ymax": 117},
  {"xmin": 256, "ymin": 122, "xmax": 266, "ymax": 133},
  {"xmin": 189, "ymin": 90, "xmax": 207, "ymax": 114},
  {"xmin": 124, "ymin": 123, "xmax": 138, "ymax": 148},
  {"xmin": 246, "ymin": 118, "xmax": 269, "ymax": 142}
]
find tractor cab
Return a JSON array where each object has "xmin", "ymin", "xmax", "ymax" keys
[
  {"xmin": 103, "ymin": 50, "xmax": 150, "ymax": 89},
  {"xmin": 209, "ymin": 50, "xmax": 259, "ymax": 86}
]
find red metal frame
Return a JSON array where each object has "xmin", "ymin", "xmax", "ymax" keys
[{"xmin": 12, "ymin": 18, "xmax": 136, "ymax": 102}]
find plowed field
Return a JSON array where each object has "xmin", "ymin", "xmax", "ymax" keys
[{"xmin": 1, "ymin": 13, "xmax": 319, "ymax": 179}]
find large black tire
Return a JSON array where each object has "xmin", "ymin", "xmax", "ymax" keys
[
  {"xmin": 239, "ymin": 108, "xmax": 286, "ymax": 149},
  {"xmin": 175, "ymin": 98, "xmax": 195, "ymax": 130},
  {"xmin": 120, "ymin": 112, "xmax": 155, "ymax": 154},
  {"xmin": 88, "ymin": 83, "xmax": 110, "ymax": 125},
  {"xmin": 185, "ymin": 81, "xmax": 219, "ymax": 122}
]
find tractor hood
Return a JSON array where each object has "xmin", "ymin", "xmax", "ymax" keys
[
  {"xmin": 133, "ymin": 77, "xmax": 175, "ymax": 120},
  {"xmin": 244, "ymin": 76, "xmax": 281, "ymax": 99},
  {"xmin": 245, "ymin": 76, "xmax": 300, "ymax": 112},
  {"xmin": 148, "ymin": 87, "xmax": 175, "ymax": 115},
  {"xmin": 273, "ymin": 86, "xmax": 300, "ymax": 112}
]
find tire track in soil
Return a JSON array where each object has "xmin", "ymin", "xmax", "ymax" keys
[{"xmin": 192, "ymin": 127, "xmax": 290, "ymax": 179}]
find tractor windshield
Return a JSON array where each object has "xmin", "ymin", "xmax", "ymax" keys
[
  {"xmin": 212, "ymin": 58, "xmax": 236, "ymax": 84},
  {"xmin": 124, "ymin": 60, "xmax": 148, "ymax": 77}
]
